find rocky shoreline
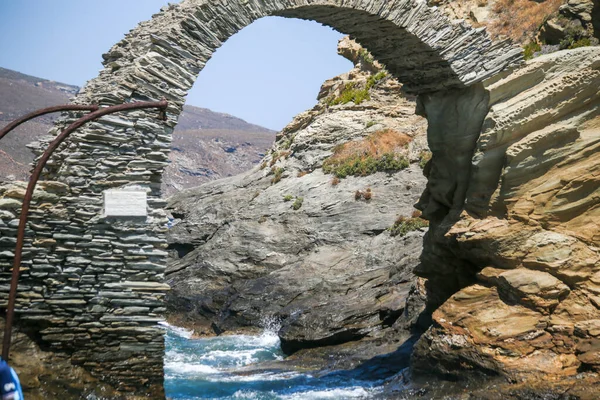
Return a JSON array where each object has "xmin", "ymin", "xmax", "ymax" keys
[
  {"xmin": 165, "ymin": 40, "xmax": 600, "ymax": 398},
  {"xmin": 164, "ymin": 38, "xmax": 431, "ymax": 381}
]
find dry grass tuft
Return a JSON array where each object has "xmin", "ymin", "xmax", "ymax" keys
[
  {"xmin": 355, "ymin": 188, "xmax": 372, "ymax": 201},
  {"xmin": 323, "ymin": 129, "xmax": 412, "ymax": 178},
  {"xmin": 488, "ymin": 0, "xmax": 563, "ymax": 42}
]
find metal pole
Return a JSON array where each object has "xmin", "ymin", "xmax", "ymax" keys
[
  {"xmin": 0, "ymin": 105, "xmax": 99, "ymax": 142},
  {"xmin": 2, "ymin": 100, "xmax": 168, "ymax": 360}
]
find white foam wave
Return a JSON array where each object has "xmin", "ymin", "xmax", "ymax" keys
[
  {"xmin": 200, "ymin": 348, "xmax": 262, "ymax": 365},
  {"xmin": 254, "ymin": 330, "xmax": 281, "ymax": 347},
  {"xmin": 231, "ymin": 390, "xmax": 273, "ymax": 399},
  {"xmin": 208, "ymin": 371, "xmax": 304, "ymax": 383},
  {"xmin": 280, "ymin": 387, "xmax": 373, "ymax": 399},
  {"xmin": 159, "ymin": 321, "xmax": 193, "ymax": 339},
  {"xmin": 165, "ymin": 361, "xmax": 220, "ymax": 375}
]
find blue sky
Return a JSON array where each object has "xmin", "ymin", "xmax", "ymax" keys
[{"xmin": 0, "ymin": 1, "xmax": 352, "ymax": 130}]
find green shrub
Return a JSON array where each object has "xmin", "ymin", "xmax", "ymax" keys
[
  {"xmin": 559, "ymin": 26, "xmax": 592, "ymax": 50},
  {"xmin": 269, "ymin": 150, "xmax": 291, "ymax": 167},
  {"xmin": 365, "ymin": 121, "xmax": 376, "ymax": 129},
  {"xmin": 523, "ymin": 42, "xmax": 541, "ymax": 60},
  {"xmin": 327, "ymin": 71, "xmax": 387, "ymax": 106},
  {"xmin": 292, "ymin": 197, "xmax": 304, "ymax": 210},
  {"xmin": 280, "ymin": 135, "xmax": 295, "ymax": 150},
  {"xmin": 323, "ymin": 153, "xmax": 409, "ymax": 178},
  {"xmin": 366, "ymin": 71, "xmax": 387, "ymax": 90},
  {"xmin": 567, "ymin": 37, "xmax": 591, "ymax": 49},
  {"xmin": 389, "ymin": 216, "xmax": 429, "ymax": 237},
  {"xmin": 328, "ymin": 82, "xmax": 370, "ymax": 106},
  {"xmin": 419, "ymin": 150, "xmax": 432, "ymax": 169},
  {"xmin": 359, "ymin": 48, "xmax": 374, "ymax": 65},
  {"xmin": 271, "ymin": 167, "xmax": 284, "ymax": 184},
  {"xmin": 283, "ymin": 194, "xmax": 293, "ymax": 202}
]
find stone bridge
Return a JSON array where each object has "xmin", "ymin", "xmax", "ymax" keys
[{"xmin": 0, "ymin": 0, "xmax": 522, "ymax": 397}]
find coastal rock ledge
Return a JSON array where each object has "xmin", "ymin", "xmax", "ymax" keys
[
  {"xmin": 167, "ymin": 43, "xmax": 600, "ymax": 397},
  {"xmin": 412, "ymin": 46, "xmax": 600, "ymax": 390}
]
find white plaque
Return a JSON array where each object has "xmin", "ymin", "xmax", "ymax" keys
[{"xmin": 103, "ymin": 190, "xmax": 147, "ymax": 217}]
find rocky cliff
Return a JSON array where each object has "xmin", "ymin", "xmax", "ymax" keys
[
  {"xmin": 410, "ymin": 46, "xmax": 600, "ymax": 394},
  {"xmin": 166, "ymin": 36, "xmax": 600, "ymax": 400},
  {"xmin": 166, "ymin": 38, "xmax": 430, "ymax": 359}
]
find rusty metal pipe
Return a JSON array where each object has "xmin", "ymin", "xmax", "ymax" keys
[
  {"xmin": 2, "ymin": 99, "xmax": 168, "ymax": 360},
  {"xmin": 0, "ymin": 104, "xmax": 99, "ymax": 142}
]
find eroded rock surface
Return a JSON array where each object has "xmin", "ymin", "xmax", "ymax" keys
[
  {"xmin": 166, "ymin": 39, "xmax": 429, "ymax": 356},
  {"xmin": 413, "ymin": 47, "xmax": 600, "ymax": 384}
]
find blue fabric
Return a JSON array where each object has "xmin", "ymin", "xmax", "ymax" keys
[{"xmin": 0, "ymin": 360, "xmax": 23, "ymax": 400}]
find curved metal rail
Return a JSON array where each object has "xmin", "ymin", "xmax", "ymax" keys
[
  {"xmin": 0, "ymin": 104, "xmax": 99, "ymax": 142},
  {"xmin": 1, "ymin": 99, "xmax": 168, "ymax": 360}
]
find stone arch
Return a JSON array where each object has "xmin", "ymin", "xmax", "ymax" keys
[{"xmin": 11, "ymin": 0, "xmax": 522, "ymax": 397}]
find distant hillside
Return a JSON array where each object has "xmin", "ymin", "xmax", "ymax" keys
[
  {"xmin": 0, "ymin": 67, "xmax": 275, "ymax": 196},
  {"xmin": 177, "ymin": 106, "xmax": 272, "ymax": 133}
]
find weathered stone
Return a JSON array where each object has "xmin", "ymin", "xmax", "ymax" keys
[
  {"xmin": 166, "ymin": 42, "xmax": 428, "ymax": 348},
  {"xmin": 104, "ymin": 281, "xmax": 170, "ymax": 291},
  {"xmin": 412, "ymin": 47, "xmax": 600, "ymax": 384},
  {"xmin": 0, "ymin": 198, "xmax": 22, "ymax": 210},
  {"xmin": 496, "ymin": 269, "xmax": 571, "ymax": 313}
]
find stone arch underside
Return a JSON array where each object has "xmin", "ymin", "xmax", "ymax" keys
[{"xmin": 7, "ymin": 0, "xmax": 522, "ymax": 397}]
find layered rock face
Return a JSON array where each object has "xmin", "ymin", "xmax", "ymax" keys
[
  {"xmin": 166, "ymin": 38, "xmax": 429, "ymax": 354},
  {"xmin": 412, "ymin": 47, "xmax": 600, "ymax": 384}
]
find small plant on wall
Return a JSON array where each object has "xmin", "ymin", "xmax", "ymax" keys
[
  {"xmin": 389, "ymin": 211, "xmax": 429, "ymax": 237},
  {"xmin": 270, "ymin": 167, "xmax": 284, "ymax": 184},
  {"xmin": 292, "ymin": 197, "xmax": 304, "ymax": 210},
  {"xmin": 419, "ymin": 150, "xmax": 432, "ymax": 169}
]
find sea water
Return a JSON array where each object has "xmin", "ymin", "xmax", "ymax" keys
[{"xmin": 162, "ymin": 323, "xmax": 384, "ymax": 400}]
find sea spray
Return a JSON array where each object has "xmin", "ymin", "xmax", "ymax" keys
[{"xmin": 163, "ymin": 323, "xmax": 383, "ymax": 399}]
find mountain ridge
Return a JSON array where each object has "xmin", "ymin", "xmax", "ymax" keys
[{"xmin": 0, "ymin": 66, "xmax": 275, "ymax": 195}]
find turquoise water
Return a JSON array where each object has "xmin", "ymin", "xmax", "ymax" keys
[{"xmin": 162, "ymin": 324, "xmax": 383, "ymax": 400}]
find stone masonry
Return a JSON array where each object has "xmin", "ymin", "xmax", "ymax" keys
[{"xmin": 0, "ymin": 0, "xmax": 521, "ymax": 397}]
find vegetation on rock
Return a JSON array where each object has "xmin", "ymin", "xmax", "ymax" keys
[
  {"xmin": 270, "ymin": 150, "xmax": 290, "ymax": 167},
  {"xmin": 489, "ymin": 0, "xmax": 563, "ymax": 42},
  {"xmin": 323, "ymin": 129, "xmax": 411, "ymax": 178},
  {"xmin": 355, "ymin": 188, "xmax": 372, "ymax": 201},
  {"xmin": 270, "ymin": 167, "xmax": 284, "ymax": 184},
  {"xmin": 292, "ymin": 196, "xmax": 304, "ymax": 210},
  {"xmin": 326, "ymin": 71, "xmax": 388, "ymax": 106},
  {"xmin": 523, "ymin": 41, "xmax": 541, "ymax": 60},
  {"xmin": 418, "ymin": 150, "xmax": 432, "ymax": 170},
  {"xmin": 389, "ymin": 212, "xmax": 429, "ymax": 237}
]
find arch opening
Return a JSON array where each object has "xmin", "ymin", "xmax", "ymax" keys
[{"xmin": 6, "ymin": 0, "xmax": 522, "ymax": 397}]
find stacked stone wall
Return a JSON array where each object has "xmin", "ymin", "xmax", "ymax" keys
[{"xmin": 0, "ymin": 180, "xmax": 168, "ymax": 395}]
